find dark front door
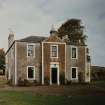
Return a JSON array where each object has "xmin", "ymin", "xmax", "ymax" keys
[{"xmin": 52, "ymin": 68, "xmax": 57, "ymax": 83}]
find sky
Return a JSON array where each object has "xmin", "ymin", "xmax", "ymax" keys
[{"xmin": 0, "ymin": 0, "xmax": 105, "ymax": 67}]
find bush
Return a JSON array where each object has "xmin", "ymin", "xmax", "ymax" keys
[
  {"xmin": 44, "ymin": 77, "xmax": 49, "ymax": 85},
  {"xmin": 18, "ymin": 78, "xmax": 31, "ymax": 86},
  {"xmin": 18, "ymin": 78, "xmax": 24, "ymax": 86},
  {"xmin": 66, "ymin": 80, "xmax": 71, "ymax": 85},
  {"xmin": 7, "ymin": 79, "xmax": 13, "ymax": 86},
  {"xmin": 60, "ymin": 73, "xmax": 65, "ymax": 85},
  {"xmin": 33, "ymin": 80, "xmax": 41, "ymax": 86},
  {"xmin": 24, "ymin": 79, "xmax": 31, "ymax": 86}
]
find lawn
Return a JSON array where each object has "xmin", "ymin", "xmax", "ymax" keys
[
  {"xmin": 0, "ymin": 91, "xmax": 105, "ymax": 105},
  {"xmin": 0, "ymin": 81, "xmax": 105, "ymax": 105}
]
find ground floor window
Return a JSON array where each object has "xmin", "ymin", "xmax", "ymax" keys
[
  {"xmin": 72, "ymin": 67, "xmax": 77, "ymax": 79},
  {"xmin": 27, "ymin": 66, "xmax": 35, "ymax": 80}
]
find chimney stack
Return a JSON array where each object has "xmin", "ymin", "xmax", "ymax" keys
[
  {"xmin": 50, "ymin": 25, "xmax": 58, "ymax": 36},
  {"xmin": 8, "ymin": 29, "xmax": 14, "ymax": 47}
]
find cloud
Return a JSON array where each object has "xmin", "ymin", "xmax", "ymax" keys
[
  {"xmin": 0, "ymin": 0, "xmax": 104, "ymax": 66},
  {"xmin": 0, "ymin": 0, "xmax": 58, "ymax": 48},
  {"xmin": 36, "ymin": 0, "xmax": 105, "ymax": 66}
]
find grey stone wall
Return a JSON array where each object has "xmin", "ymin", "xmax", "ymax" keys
[
  {"xmin": 66, "ymin": 45, "xmax": 86, "ymax": 82},
  {"xmin": 16, "ymin": 42, "xmax": 41, "ymax": 84},
  {"xmin": 6, "ymin": 43, "xmax": 15, "ymax": 85}
]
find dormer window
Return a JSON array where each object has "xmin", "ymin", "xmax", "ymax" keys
[{"xmin": 50, "ymin": 45, "xmax": 58, "ymax": 58}]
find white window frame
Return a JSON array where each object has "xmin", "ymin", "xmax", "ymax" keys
[
  {"xmin": 50, "ymin": 45, "xmax": 58, "ymax": 58},
  {"xmin": 71, "ymin": 46, "xmax": 78, "ymax": 59},
  {"xmin": 27, "ymin": 43, "xmax": 35, "ymax": 57},
  {"xmin": 27, "ymin": 66, "xmax": 35, "ymax": 80},
  {"xmin": 71, "ymin": 67, "xmax": 78, "ymax": 80}
]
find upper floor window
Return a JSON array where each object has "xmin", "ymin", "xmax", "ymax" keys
[
  {"xmin": 50, "ymin": 45, "xmax": 58, "ymax": 58},
  {"xmin": 71, "ymin": 47, "xmax": 78, "ymax": 59},
  {"xmin": 87, "ymin": 55, "xmax": 91, "ymax": 62},
  {"xmin": 27, "ymin": 44, "xmax": 35, "ymax": 57}
]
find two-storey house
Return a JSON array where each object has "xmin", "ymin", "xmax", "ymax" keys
[{"xmin": 6, "ymin": 29, "xmax": 91, "ymax": 85}]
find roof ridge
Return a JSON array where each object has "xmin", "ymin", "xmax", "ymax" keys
[{"xmin": 18, "ymin": 35, "xmax": 47, "ymax": 43}]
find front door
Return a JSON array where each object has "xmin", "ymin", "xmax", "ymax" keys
[{"xmin": 51, "ymin": 68, "xmax": 57, "ymax": 83}]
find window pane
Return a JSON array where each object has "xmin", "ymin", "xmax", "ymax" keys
[
  {"xmin": 52, "ymin": 46, "xmax": 57, "ymax": 52},
  {"xmin": 51, "ymin": 46, "xmax": 57, "ymax": 57},
  {"xmin": 28, "ymin": 67, "xmax": 34, "ymax": 78},
  {"xmin": 52, "ymin": 51, "xmax": 57, "ymax": 57},
  {"xmin": 28, "ymin": 45, "xmax": 34, "ymax": 56},
  {"xmin": 72, "ymin": 48, "xmax": 76, "ymax": 58},
  {"xmin": 72, "ymin": 68, "xmax": 76, "ymax": 78}
]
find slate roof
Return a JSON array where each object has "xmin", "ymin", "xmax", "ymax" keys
[
  {"xmin": 5, "ymin": 36, "xmax": 47, "ymax": 55},
  {"xmin": 19, "ymin": 36, "xmax": 47, "ymax": 43}
]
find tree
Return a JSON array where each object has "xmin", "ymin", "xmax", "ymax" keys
[
  {"xmin": 0, "ymin": 49, "xmax": 5, "ymax": 75},
  {"xmin": 58, "ymin": 19, "xmax": 87, "ymax": 45}
]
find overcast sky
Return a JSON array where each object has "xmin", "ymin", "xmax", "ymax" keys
[{"xmin": 0, "ymin": 0, "xmax": 105, "ymax": 67}]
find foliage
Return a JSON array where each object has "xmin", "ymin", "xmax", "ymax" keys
[
  {"xmin": 44, "ymin": 76, "xmax": 49, "ymax": 85},
  {"xmin": 18, "ymin": 78, "xmax": 33, "ymax": 86},
  {"xmin": 0, "ymin": 49, "xmax": 5, "ymax": 74},
  {"xmin": 18, "ymin": 78, "xmax": 40, "ymax": 86},
  {"xmin": 58, "ymin": 19, "xmax": 87, "ymax": 45},
  {"xmin": 60, "ymin": 72, "xmax": 65, "ymax": 85}
]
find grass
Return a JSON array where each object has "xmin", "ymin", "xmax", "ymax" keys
[
  {"xmin": 0, "ymin": 91, "xmax": 105, "ymax": 105},
  {"xmin": 0, "ymin": 81, "xmax": 105, "ymax": 105},
  {"xmin": 0, "ymin": 91, "xmax": 69, "ymax": 105}
]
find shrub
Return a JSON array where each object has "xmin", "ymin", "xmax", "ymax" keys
[
  {"xmin": 44, "ymin": 77, "xmax": 49, "ymax": 85},
  {"xmin": 33, "ymin": 80, "xmax": 41, "ymax": 86},
  {"xmin": 18, "ymin": 78, "xmax": 24, "ymax": 86},
  {"xmin": 66, "ymin": 80, "xmax": 71, "ymax": 85},
  {"xmin": 60, "ymin": 73, "xmax": 65, "ymax": 85},
  {"xmin": 24, "ymin": 79, "xmax": 31, "ymax": 86}
]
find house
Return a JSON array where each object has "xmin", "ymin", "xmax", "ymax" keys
[
  {"xmin": 91, "ymin": 66, "xmax": 105, "ymax": 80},
  {"xmin": 5, "ymin": 28, "xmax": 91, "ymax": 86}
]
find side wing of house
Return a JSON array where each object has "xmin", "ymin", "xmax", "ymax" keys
[
  {"xmin": 15, "ymin": 41, "xmax": 41, "ymax": 85},
  {"xmin": 66, "ymin": 45, "xmax": 91, "ymax": 83},
  {"xmin": 6, "ymin": 43, "xmax": 15, "ymax": 85}
]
